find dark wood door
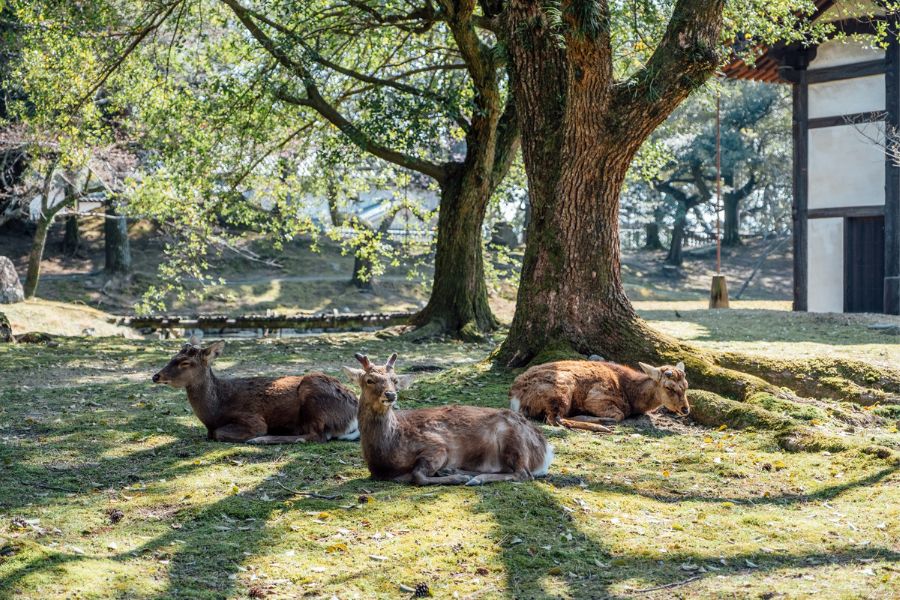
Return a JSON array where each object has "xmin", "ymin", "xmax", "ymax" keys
[{"xmin": 845, "ymin": 216, "xmax": 885, "ymax": 313}]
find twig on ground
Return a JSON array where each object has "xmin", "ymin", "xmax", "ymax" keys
[
  {"xmin": 631, "ymin": 575, "xmax": 701, "ymax": 593},
  {"xmin": 274, "ymin": 481, "xmax": 341, "ymax": 500}
]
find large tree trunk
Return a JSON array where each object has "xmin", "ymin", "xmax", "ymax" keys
[
  {"xmin": 24, "ymin": 217, "xmax": 51, "ymax": 299},
  {"xmin": 665, "ymin": 204, "xmax": 688, "ymax": 266},
  {"xmin": 500, "ymin": 0, "xmax": 724, "ymax": 367},
  {"xmin": 104, "ymin": 204, "xmax": 132, "ymax": 275},
  {"xmin": 722, "ymin": 193, "xmax": 742, "ymax": 247},
  {"xmin": 409, "ymin": 166, "xmax": 498, "ymax": 341}
]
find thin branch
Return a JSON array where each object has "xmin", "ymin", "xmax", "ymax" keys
[
  {"xmin": 222, "ymin": 0, "xmax": 447, "ymax": 183},
  {"xmin": 74, "ymin": 0, "xmax": 183, "ymax": 113},
  {"xmin": 631, "ymin": 575, "xmax": 701, "ymax": 593}
]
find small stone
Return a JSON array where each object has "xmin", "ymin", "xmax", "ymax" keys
[{"xmin": 588, "ymin": 354, "xmax": 605, "ymax": 362}]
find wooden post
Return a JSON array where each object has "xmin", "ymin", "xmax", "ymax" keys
[{"xmin": 709, "ymin": 274, "xmax": 730, "ymax": 309}]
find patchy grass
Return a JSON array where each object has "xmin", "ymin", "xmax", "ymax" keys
[
  {"xmin": 637, "ymin": 301, "xmax": 900, "ymax": 370},
  {"xmin": 1, "ymin": 299, "xmax": 137, "ymax": 339},
  {"xmin": 1, "ymin": 330, "xmax": 898, "ymax": 599}
]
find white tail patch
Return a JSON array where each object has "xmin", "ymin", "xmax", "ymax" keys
[
  {"xmin": 333, "ymin": 418, "xmax": 360, "ymax": 441},
  {"xmin": 509, "ymin": 396, "xmax": 521, "ymax": 412},
  {"xmin": 533, "ymin": 442, "xmax": 554, "ymax": 477}
]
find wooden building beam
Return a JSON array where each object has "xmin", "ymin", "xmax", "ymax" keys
[
  {"xmin": 884, "ymin": 34, "xmax": 900, "ymax": 314},
  {"xmin": 793, "ymin": 68, "xmax": 809, "ymax": 312}
]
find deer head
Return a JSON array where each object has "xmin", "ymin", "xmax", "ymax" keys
[
  {"xmin": 152, "ymin": 340, "xmax": 225, "ymax": 388},
  {"xmin": 343, "ymin": 352, "xmax": 399, "ymax": 415},
  {"xmin": 638, "ymin": 361, "xmax": 690, "ymax": 416}
]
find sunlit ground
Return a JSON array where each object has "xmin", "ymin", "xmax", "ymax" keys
[{"xmin": 1, "ymin": 303, "xmax": 898, "ymax": 599}]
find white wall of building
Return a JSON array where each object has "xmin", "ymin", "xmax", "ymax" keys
[
  {"xmin": 809, "ymin": 39, "xmax": 883, "ymax": 70},
  {"xmin": 807, "ymin": 218, "xmax": 845, "ymax": 313},
  {"xmin": 808, "ymin": 75, "xmax": 884, "ymax": 118},
  {"xmin": 808, "ymin": 123, "xmax": 885, "ymax": 210}
]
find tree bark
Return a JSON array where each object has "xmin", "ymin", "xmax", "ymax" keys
[
  {"xmin": 665, "ymin": 203, "xmax": 688, "ymax": 266},
  {"xmin": 644, "ymin": 221, "xmax": 664, "ymax": 251},
  {"xmin": 722, "ymin": 193, "xmax": 742, "ymax": 246},
  {"xmin": 409, "ymin": 167, "xmax": 498, "ymax": 340},
  {"xmin": 104, "ymin": 204, "xmax": 132, "ymax": 275},
  {"xmin": 500, "ymin": 0, "xmax": 724, "ymax": 366},
  {"xmin": 24, "ymin": 217, "xmax": 51, "ymax": 299},
  {"xmin": 62, "ymin": 215, "xmax": 80, "ymax": 255}
]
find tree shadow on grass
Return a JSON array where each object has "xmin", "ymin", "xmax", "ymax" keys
[
  {"xmin": 0, "ymin": 444, "xmax": 438, "ymax": 599},
  {"xmin": 475, "ymin": 481, "xmax": 899, "ymax": 599},
  {"xmin": 545, "ymin": 463, "xmax": 899, "ymax": 507}
]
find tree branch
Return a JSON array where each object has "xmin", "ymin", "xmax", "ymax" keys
[
  {"xmin": 490, "ymin": 94, "xmax": 520, "ymax": 189},
  {"xmin": 612, "ymin": 0, "xmax": 724, "ymax": 149},
  {"xmin": 221, "ymin": 0, "xmax": 447, "ymax": 183}
]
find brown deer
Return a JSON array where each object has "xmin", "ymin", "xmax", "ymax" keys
[
  {"xmin": 509, "ymin": 360, "xmax": 689, "ymax": 432},
  {"xmin": 342, "ymin": 353, "xmax": 553, "ymax": 486},
  {"xmin": 152, "ymin": 340, "xmax": 359, "ymax": 443}
]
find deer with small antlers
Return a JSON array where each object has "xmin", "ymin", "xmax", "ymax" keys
[
  {"xmin": 343, "ymin": 353, "xmax": 554, "ymax": 485},
  {"xmin": 152, "ymin": 338, "xmax": 359, "ymax": 443},
  {"xmin": 509, "ymin": 360, "xmax": 689, "ymax": 432}
]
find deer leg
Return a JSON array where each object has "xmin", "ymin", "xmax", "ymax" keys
[
  {"xmin": 407, "ymin": 452, "xmax": 471, "ymax": 486},
  {"xmin": 246, "ymin": 435, "xmax": 309, "ymax": 444},
  {"xmin": 557, "ymin": 416, "xmax": 615, "ymax": 433},
  {"xmin": 212, "ymin": 423, "xmax": 265, "ymax": 443},
  {"xmin": 465, "ymin": 471, "xmax": 531, "ymax": 486}
]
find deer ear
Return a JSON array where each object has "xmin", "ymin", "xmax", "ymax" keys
[
  {"xmin": 675, "ymin": 361, "xmax": 685, "ymax": 372},
  {"xmin": 638, "ymin": 362, "xmax": 661, "ymax": 381},
  {"xmin": 385, "ymin": 353, "xmax": 398, "ymax": 370},
  {"xmin": 342, "ymin": 366, "xmax": 364, "ymax": 383},
  {"xmin": 202, "ymin": 341, "xmax": 225, "ymax": 363}
]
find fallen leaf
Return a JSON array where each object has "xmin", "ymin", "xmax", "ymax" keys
[{"xmin": 326, "ymin": 543, "xmax": 348, "ymax": 554}]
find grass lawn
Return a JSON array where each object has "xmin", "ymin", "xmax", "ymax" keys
[{"xmin": 0, "ymin": 310, "xmax": 898, "ymax": 599}]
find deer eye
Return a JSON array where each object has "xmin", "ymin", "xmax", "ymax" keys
[
  {"xmin": 365, "ymin": 378, "xmax": 375, "ymax": 385},
  {"xmin": 178, "ymin": 361, "xmax": 192, "ymax": 369},
  {"xmin": 664, "ymin": 370, "xmax": 673, "ymax": 378}
]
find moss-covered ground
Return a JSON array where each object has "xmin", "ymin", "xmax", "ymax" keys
[{"xmin": 1, "ymin": 321, "xmax": 898, "ymax": 599}]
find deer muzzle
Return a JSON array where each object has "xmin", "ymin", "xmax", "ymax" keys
[{"xmin": 383, "ymin": 391, "xmax": 397, "ymax": 403}]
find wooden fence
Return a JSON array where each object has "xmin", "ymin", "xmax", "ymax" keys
[{"xmin": 119, "ymin": 311, "xmax": 416, "ymax": 336}]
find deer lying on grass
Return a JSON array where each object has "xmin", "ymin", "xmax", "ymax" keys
[
  {"xmin": 343, "ymin": 353, "xmax": 554, "ymax": 486},
  {"xmin": 152, "ymin": 339, "xmax": 359, "ymax": 443},
  {"xmin": 509, "ymin": 360, "xmax": 689, "ymax": 432}
]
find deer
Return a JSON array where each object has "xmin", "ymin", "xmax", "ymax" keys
[
  {"xmin": 152, "ymin": 339, "xmax": 359, "ymax": 444},
  {"xmin": 509, "ymin": 360, "xmax": 689, "ymax": 433},
  {"xmin": 342, "ymin": 353, "xmax": 554, "ymax": 486}
]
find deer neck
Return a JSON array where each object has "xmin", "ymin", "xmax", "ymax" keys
[
  {"xmin": 629, "ymin": 378, "xmax": 662, "ymax": 415},
  {"xmin": 358, "ymin": 401, "xmax": 400, "ymax": 447},
  {"xmin": 185, "ymin": 369, "xmax": 222, "ymax": 427}
]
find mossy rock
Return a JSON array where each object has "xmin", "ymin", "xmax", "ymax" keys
[
  {"xmin": 717, "ymin": 354, "xmax": 900, "ymax": 405},
  {"xmin": 688, "ymin": 390, "xmax": 794, "ymax": 431}
]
